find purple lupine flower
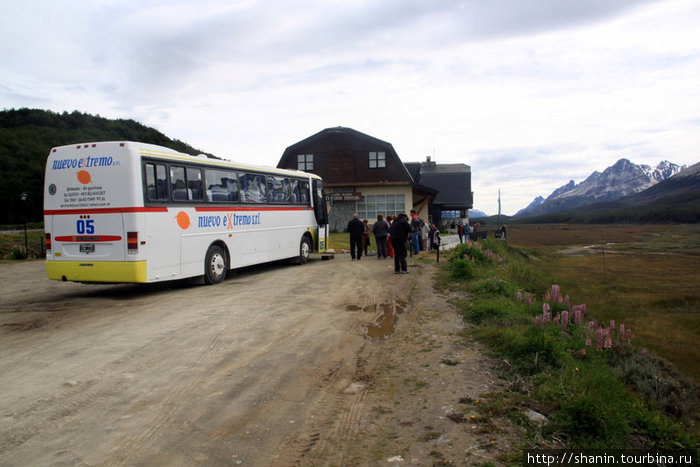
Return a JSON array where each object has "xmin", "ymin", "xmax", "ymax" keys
[
  {"xmin": 619, "ymin": 324, "xmax": 626, "ymax": 342},
  {"xmin": 640, "ymin": 348, "xmax": 647, "ymax": 356},
  {"xmin": 626, "ymin": 328, "xmax": 633, "ymax": 343},
  {"xmin": 595, "ymin": 328, "xmax": 604, "ymax": 351},
  {"xmin": 517, "ymin": 290, "xmax": 523, "ymax": 302},
  {"xmin": 610, "ymin": 320, "xmax": 616, "ymax": 330},
  {"xmin": 560, "ymin": 310, "xmax": 569, "ymax": 332},
  {"xmin": 572, "ymin": 309, "xmax": 582, "ymax": 325},
  {"xmin": 604, "ymin": 328, "xmax": 613, "ymax": 349},
  {"xmin": 564, "ymin": 295, "xmax": 570, "ymax": 307}
]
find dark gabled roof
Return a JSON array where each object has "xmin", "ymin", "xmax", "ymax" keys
[
  {"xmin": 280, "ymin": 126, "xmax": 418, "ymax": 185},
  {"xmin": 406, "ymin": 160, "xmax": 472, "ymax": 208},
  {"xmin": 283, "ymin": 126, "xmax": 394, "ymax": 154}
]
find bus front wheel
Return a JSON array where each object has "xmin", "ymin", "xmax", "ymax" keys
[
  {"xmin": 297, "ymin": 236, "xmax": 311, "ymax": 265},
  {"xmin": 204, "ymin": 245, "xmax": 227, "ymax": 285}
]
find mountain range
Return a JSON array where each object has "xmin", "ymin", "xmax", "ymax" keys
[{"xmin": 514, "ymin": 159, "xmax": 685, "ymax": 218}]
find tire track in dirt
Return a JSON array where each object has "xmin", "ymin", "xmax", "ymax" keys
[{"xmin": 270, "ymin": 266, "xmax": 421, "ymax": 466}]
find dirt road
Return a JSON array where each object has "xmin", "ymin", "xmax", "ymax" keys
[{"xmin": 0, "ymin": 254, "xmax": 519, "ymax": 466}]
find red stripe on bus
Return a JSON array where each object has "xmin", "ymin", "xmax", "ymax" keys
[
  {"xmin": 195, "ymin": 206, "xmax": 313, "ymax": 212},
  {"xmin": 45, "ymin": 206, "xmax": 313, "ymax": 216},
  {"xmin": 44, "ymin": 207, "xmax": 169, "ymax": 215},
  {"xmin": 55, "ymin": 235, "xmax": 122, "ymax": 242}
]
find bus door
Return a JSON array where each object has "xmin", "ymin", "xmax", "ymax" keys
[{"xmin": 312, "ymin": 179, "xmax": 328, "ymax": 252}]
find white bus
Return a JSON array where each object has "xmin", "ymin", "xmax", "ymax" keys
[{"xmin": 44, "ymin": 141, "xmax": 329, "ymax": 285}]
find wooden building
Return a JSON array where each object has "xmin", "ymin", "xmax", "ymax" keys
[
  {"xmin": 277, "ymin": 127, "xmax": 471, "ymax": 231},
  {"xmin": 405, "ymin": 158, "xmax": 473, "ymax": 227}
]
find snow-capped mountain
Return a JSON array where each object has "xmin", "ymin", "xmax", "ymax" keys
[
  {"xmin": 468, "ymin": 209, "xmax": 489, "ymax": 219},
  {"xmin": 515, "ymin": 159, "xmax": 684, "ymax": 218}
]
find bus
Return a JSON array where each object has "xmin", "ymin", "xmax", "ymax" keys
[{"xmin": 43, "ymin": 141, "xmax": 329, "ymax": 285}]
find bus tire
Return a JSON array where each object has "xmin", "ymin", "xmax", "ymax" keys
[
  {"xmin": 204, "ymin": 245, "xmax": 227, "ymax": 285},
  {"xmin": 297, "ymin": 236, "xmax": 312, "ymax": 265}
]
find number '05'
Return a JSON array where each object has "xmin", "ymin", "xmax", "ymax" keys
[{"xmin": 76, "ymin": 219, "xmax": 95, "ymax": 234}]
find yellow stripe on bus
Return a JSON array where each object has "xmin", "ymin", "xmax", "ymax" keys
[{"xmin": 46, "ymin": 261, "xmax": 148, "ymax": 283}]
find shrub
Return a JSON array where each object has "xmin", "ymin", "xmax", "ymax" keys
[
  {"xmin": 449, "ymin": 256, "xmax": 475, "ymax": 281},
  {"xmin": 471, "ymin": 277, "xmax": 515, "ymax": 297},
  {"xmin": 4, "ymin": 246, "xmax": 26, "ymax": 260}
]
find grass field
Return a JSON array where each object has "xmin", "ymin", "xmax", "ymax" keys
[
  {"xmin": 507, "ymin": 224, "xmax": 700, "ymax": 380},
  {"xmin": 0, "ymin": 226, "xmax": 45, "ymax": 260}
]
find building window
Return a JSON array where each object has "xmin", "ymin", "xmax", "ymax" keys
[
  {"xmin": 357, "ymin": 194, "xmax": 405, "ymax": 220},
  {"xmin": 297, "ymin": 154, "xmax": 313, "ymax": 171},
  {"xmin": 369, "ymin": 151, "xmax": 385, "ymax": 168}
]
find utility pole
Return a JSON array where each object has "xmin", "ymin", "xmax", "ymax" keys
[{"xmin": 20, "ymin": 192, "xmax": 28, "ymax": 258}]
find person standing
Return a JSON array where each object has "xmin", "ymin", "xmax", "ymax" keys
[
  {"xmin": 362, "ymin": 218, "xmax": 371, "ymax": 257},
  {"xmin": 420, "ymin": 221, "xmax": 429, "ymax": 251},
  {"xmin": 347, "ymin": 213, "xmax": 365, "ymax": 260},
  {"xmin": 410, "ymin": 210, "xmax": 422, "ymax": 254},
  {"xmin": 457, "ymin": 223, "xmax": 465, "ymax": 243},
  {"xmin": 429, "ymin": 223, "xmax": 438, "ymax": 250},
  {"xmin": 389, "ymin": 213, "xmax": 411, "ymax": 274},
  {"xmin": 372, "ymin": 214, "xmax": 389, "ymax": 259},
  {"xmin": 386, "ymin": 215, "xmax": 395, "ymax": 258}
]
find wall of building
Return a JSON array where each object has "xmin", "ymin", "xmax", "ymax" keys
[{"xmin": 326, "ymin": 185, "xmax": 414, "ymax": 232}]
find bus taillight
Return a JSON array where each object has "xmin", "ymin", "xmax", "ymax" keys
[
  {"xmin": 127, "ymin": 232, "xmax": 139, "ymax": 254},
  {"xmin": 45, "ymin": 233, "xmax": 52, "ymax": 251}
]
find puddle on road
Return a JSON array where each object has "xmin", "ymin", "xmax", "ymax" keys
[
  {"xmin": 345, "ymin": 300, "xmax": 409, "ymax": 340},
  {"xmin": 363, "ymin": 300, "xmax": 407, "ymax": 341}
]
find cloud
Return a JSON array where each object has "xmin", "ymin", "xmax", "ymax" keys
[{"xmin": 1, "ymin": 0, "xmax": 698, "ymax": 216}]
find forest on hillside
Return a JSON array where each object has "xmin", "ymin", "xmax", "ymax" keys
[{"xmin": 0, "ymin": 108, "xmax": 208, "ymax": 224}]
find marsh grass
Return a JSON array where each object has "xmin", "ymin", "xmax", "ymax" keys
[
  {"xmin": 446, "ymin": 233, "xmax": 698, "ymax": 450},
  {"xmin": 508, "ymin": 224, "xmax": 700, "ymax": 380}
]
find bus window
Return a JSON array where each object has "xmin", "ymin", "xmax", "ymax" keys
[
  {"xmin": 294, "ymin": 180, "xmax": 310, "ymax": 204},
  {"xmin": 241, "ymin": 173, "xmax": 267, "ymax": 203},
  {"xmin": 145, "ymin": 163, "xmax": 167, "ymax": 201},
  {"xmin": 267, "ymin": 176, "xmax": 291, "ymax": 203},
  {"xmin": 186, "ymin": 167, "xmax": 203, "ymax": 201},
  {"xmin": 171, "ymin": 165, "xmax": 202, "ymax": 201},
  {"xmin": 205, "ymin": 169, "xmax": 238, "ymax": 202},
  {"xmin": 171, "ymin": 166, "xmax": 188, "ymax": 201}
]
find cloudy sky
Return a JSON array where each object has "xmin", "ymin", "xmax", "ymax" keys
[{"xmin": 2, "ymin": 0, "xmax": 699, "ymax": 214}]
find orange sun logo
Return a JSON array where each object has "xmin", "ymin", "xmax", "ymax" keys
[
  {"xmin": 175, "ymin": 211, "xmax": 191, "ymax": 229},
  {"xmin": 77, "ymin": 170, "xmax": 92, "ymax": 184}
]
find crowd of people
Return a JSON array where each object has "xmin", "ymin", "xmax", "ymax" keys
[
  {"xmin": 347, "ymin": 211, "xmax": 441, "ymax": 274},
  {"xmin": 347, "ymin": 213, "xmax": 507, "ymax": 274}
]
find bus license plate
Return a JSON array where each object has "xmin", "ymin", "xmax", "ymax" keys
[{"xmin": 80, "ymin": 244, "xmax": 95, "ymax": 253}]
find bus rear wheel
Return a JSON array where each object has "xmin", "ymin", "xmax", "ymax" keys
[{"xmin": 204, "ymin": 245, "xmax": 227, "ymax": 285}]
